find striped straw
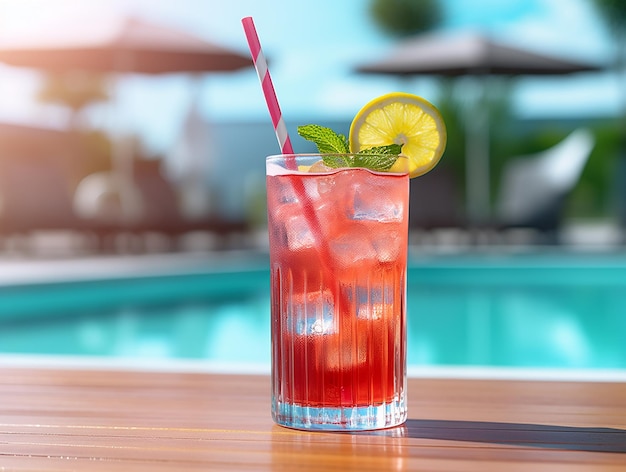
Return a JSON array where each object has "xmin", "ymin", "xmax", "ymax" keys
[
  {"xmin": 242, "ymin": 17, "xmax": 295, "ymax": 165},
  {"xmin": 242, "ymin": 17, "xmax": 347, "ymax": 310}
]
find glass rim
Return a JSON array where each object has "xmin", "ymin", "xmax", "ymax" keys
[
  {"xmin": 267, "ymin": 153, "xmax": 402, "ymax": 160},
  {"xmin": 266, "ymin": 153, "xmax": 409, "ymax": 176}
]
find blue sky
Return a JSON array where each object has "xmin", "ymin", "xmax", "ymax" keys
[{"xmin": 0, "ymin": 0, "xmax": 617, "ymax": 154}]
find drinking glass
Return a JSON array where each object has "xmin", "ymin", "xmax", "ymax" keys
[{"xmin": 266, "ymin": 153, "xmax": 409, "ymax": 431}]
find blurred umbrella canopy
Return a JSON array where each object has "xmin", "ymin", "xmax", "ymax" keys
[
  {"xmin": 356, "ymin": 30, "xmax": 605, "ymax": 224},
  {"xmin": 356, "ymin": 31, "xmax": 601, "ymax": 76},
  {"xmin": 0, "ymin": 16, "xmax": 251, "ymax": 74},
  {"xmin": 0, "ymin": 16, "xmax": 252, "ymax": 221}
]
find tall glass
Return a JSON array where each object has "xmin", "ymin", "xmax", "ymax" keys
[{"xmin": 266, "ymin": 154, "xmax": 409, "ymax": 431}]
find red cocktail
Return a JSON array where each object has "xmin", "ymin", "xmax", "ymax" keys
[{"xmin": 267, "ymin": 154, "xmax": 408, "ymax": 430}]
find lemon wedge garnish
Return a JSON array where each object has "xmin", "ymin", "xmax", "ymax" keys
[{"xmin": 349, "ymin": 92, "xmax": 447, "ymax": 178}]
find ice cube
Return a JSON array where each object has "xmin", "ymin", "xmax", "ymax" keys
[
  {"xmin": 354, "ymin": 286, "xmax": 386, "ymax": 320},
  {"xmin": 309, "ymin": 318, "xmax": 333, "ymax": 335},
  {"xmin": 316, "ymin": 173, "xmax": 337, "ymax": 196},
  {"xmin": 357, "ymin": 302, "xmax": 385, "ymax": 320},
  {"xmin": 273, "ymin": 202, "xmax": 316, "ymax": 250},
  {"xmin": 371, "ymin": 230, "xmax": 403, "ymax": 262},
  {"xmin": 290, "ymin": 289, "xmax": 335, "ymax": 335},
  {"xmin": 329, "ymin": 230, "xmax": 377, "ymax": 268},
  {"xmin": 285, "ymin": 213, "xmax": 315, "ymax": 250},
  {"xmin": 323, "ymin": 329, "xmax": 369, "ymax": 370},
  {"xmin": 351, "ymin": 185, "xmax": 404, "ymax": 222}
]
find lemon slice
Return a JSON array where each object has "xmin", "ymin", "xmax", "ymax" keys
[{"xmin": 349, "ymin": 92, "xmax": 447, "ymax": 178}]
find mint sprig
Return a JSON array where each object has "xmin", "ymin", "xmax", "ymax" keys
[
  {"xmin": 297, "ymin": 124, "xmax": 349, "ymax": 154},
  {"xmin": 297, "ymin": 124, "xmax": 401, "ymax": 172}
]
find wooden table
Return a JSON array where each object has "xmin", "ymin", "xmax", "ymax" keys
[{"xmin": 1, "ymin": 366, "xmax": 625, "ymax": 471}]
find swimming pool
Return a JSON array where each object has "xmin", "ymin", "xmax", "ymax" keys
[{"xmin": 1, "ymin": 251, "xmax": 625, "ymax": 372}]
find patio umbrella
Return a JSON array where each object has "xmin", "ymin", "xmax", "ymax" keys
[
  {"xmin": 356, "ymin": 30, "xmax": 604, "ymax": 224},
  {"xmin": 0, "ymin": 16, "xmax": 251, "ymax": 74},
  {"xmin": 0, "ymin": 16, "xmax": 252, "ymax": 221}
]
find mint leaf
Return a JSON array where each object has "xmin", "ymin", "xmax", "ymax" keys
[
  {"xmin": 297, "ymin": 124, "xmax": 349, "ymax": 154},
  {"xmin": 354, "ymin": 144, "xmax": 402, "ymax": 171},
  {"xmin": 297, "ymin": 124, "xmax": 402, "ymax": 172},
  {"xmin": 358, "ymin": 143, "xmax": 402, "ymax": 156},
  {"xmin": 322, "ymin": 154, "xmax": 352, "ymax": 168}
]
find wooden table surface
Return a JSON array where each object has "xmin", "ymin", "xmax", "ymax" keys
[{"xmin": 0, "ymin": 365, "xmax": 625, "ymax": 471}]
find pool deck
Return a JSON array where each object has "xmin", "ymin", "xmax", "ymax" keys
[
  {"xmin": 0, "ymin": 363, "xmax": 625, "ymax": 471},
  {"xmin": 0, "ymin": 250, "xmax": 269, "ymax": 286}
]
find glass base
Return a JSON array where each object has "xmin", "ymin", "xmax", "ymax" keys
[{"xmin": 272, "ymin": 397, "xmax": 407, "ymax": 431}]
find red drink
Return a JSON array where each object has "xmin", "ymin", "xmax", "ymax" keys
[{"xmin": 267, "ymin": 154, "xmax": 408, "ymax": 430}]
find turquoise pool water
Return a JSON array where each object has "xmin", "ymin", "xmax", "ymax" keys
[{"xmin": 1, "ymin": 252, "xmax": 625, "ymax": 370}]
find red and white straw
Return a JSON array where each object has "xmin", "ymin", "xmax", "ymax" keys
[
  {"xmin": 242, "ymin": 17, "xmax": 295, "ymax": 160},
  {"xmin": 242, "ymin": 17, "xmax": 346, "ymax": 306}
]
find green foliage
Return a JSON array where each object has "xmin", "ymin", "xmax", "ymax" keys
[
  {"xmin": 369, "ymin": 0, "xmax": 443, "ymax": 37},
  {"xmin": 432, "ymin": 81, "xmax": 465, "ymax": 187},
  {"xmin": 433, "ymin": 79, "xmax": 624, "ymax": 218},
  {"xmin": 433, "ymin": 77, "xmax": 519, "ymax": 201},
  {"xmin": 590, "ymin": 0, "xmax": 626, "ymax": 37},
  {"xmin": 571, "ymin": 121, "xmax": 623, "ymax": 217}
]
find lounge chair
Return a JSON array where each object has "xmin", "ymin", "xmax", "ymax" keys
[
  {"xmin": 73, "ymin": 160, "xmax": 250, "ymax": 251},
  {"xmin": 494, "ymin": 128, "xmax": 595, "ymax": 242},
  {"xmin": 0, "ymin": 155, "xmax": 84, "ymax": 235},
  {"xmin": 129, "ymin": 159, "xmax": 249, "ymax": 249}
]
